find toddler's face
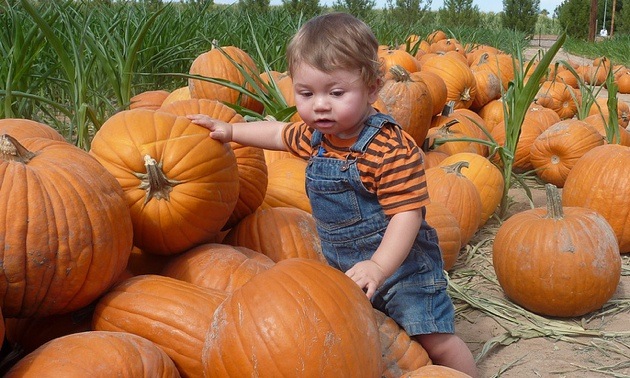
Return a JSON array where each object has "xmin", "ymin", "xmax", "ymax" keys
[{"xmin": 291, "ymin": 64, "xmax": 379, "ymax": 139}]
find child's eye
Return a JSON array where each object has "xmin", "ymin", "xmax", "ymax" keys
[
  {"xmin": 298, "ymin": 91, "xmax": 313, "ymax": 98},
  {"xmin": 331, "ymin": 90, "xmax": 344, "ymax": 97}
]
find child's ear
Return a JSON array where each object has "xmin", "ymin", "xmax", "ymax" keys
[{"xmin": 367, "ymin": 78, "xmax": 382, "ymax": 104}]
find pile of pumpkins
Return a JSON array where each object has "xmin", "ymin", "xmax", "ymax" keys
[{"xmin": 1, "ymin": 28, "xmax": 629, "ymax": 377}]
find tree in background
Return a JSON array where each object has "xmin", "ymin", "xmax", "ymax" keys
[
  {"xmin": 502, "ymin": 0, "xmax": 540, "ymax": 35},
  {"xmin": 282, "ymin": 0, "xmax": 322, "ymax": 19},
  {"xmin": 385, "ymin": 0, "xmax": 432, "ymax": 26},
  {"xmin": 437, "ymin": 0, "xmax": 481, "ymax": 28},
  {"xmin": 333, "ymin": 0, "xmax": 376, "ymax": 20},
  {"xmin": 556, "ymin": 0, "xmax": 592, "ymax": 39},
  {"xmin": 617, "ymin": 0, "xmax": 630, "ymax": 34},
  {"xmin": 238, "ymin": 0, "xmax": 270, "ymax": 13}
]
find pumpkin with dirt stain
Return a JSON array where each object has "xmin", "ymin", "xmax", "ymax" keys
[
  {"xmin": 202, "ymin": 258, "xmax": 382, "ymax": 377},
  {"xmin": 493, "ymin": 184, "xmax": 621, "ymax": 317}
]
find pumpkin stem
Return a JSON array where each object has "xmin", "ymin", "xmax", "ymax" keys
[
  {"xmin": 137, "ymin": 154, "xmax": 181, "ymax": 205},
  {"xmin": 0, "ymin": 134, "xmax": 36, "ymax": 163},
  {"xmin": 442, "ymin": 160, "xmax": 469, "ymax": 176},
  {"xmin": 544, "ymin": 183, "xmax": 564, "ymax": 219},
  {"xmin": 389, "ymin": 65, "xmax": 411, "ymax": 82}
]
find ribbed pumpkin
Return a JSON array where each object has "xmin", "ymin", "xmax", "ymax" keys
[
  {"xmin": 0, "ymin": 135, "xmax": 133, "ymax": 318},
  {"xmin": 0, "ymin": 118, "xmax": 66, "ymax": 141},
  {"xmin": 439, "ymin": 152, "xmax": 504, "ymax": 226},
  {"xmin": 421, "ymin": 54, "xmax": 477, "ymax": 109},
  {"xmin": 425, "ymin": 202, "xmax": 462, "ymax": 271},
  {"xmin": 562, "ymin": 144, "xmax": 630, "ymax": 253},
  {"xmin": 223, "ymin": 206, "xmax": 325, "ymax": 263},
  {"xmin": 377, "ymin": 65, "xmax": 434, "ymax": 145},
  {"xmin": 426, "ymin": 161, "xmax": 482, "ymax": 247},
  {"xmin": 89, "ymin": 109, "xmax": 240, "ymax": 255},
  {"xmin": 525, "ymin": 103, "xmax": 561, "ymax": 130},
  {"xmin": 529, "ymin": 119, "xmax": 605, "ymax": 188},
  {"xmin": 4, "ymin": 331, "xmax": 181, "ymax": 378},
  {"xmin": 202, "ymin": 258, "xmax": 382, "ymax": 377},
  {"xmin": 374, "ymin": 309, "xmax": 432, "ymax": 378},
  {"xmin": 188, "ymin": 44, "xmax": 263, "ymax": 113},
  {"xmin": 470, "ymin": 69, "xmax": 502, "ymax": 110},
  {"xmin": 535, "ymin": 80, "xmax": 581, "ymax": 120},
  {"xmin": 129, "ymin": 89, "xmax": 170, "ymax": 110},
  {"xmin": 161, "ymin": 243, "xmax": 274, "ymax": 292},
  {"xmin": 158, "ymin": 98, "xmax": 268, "ymax": 229},
  {"xmin": 93, "ymin": 274, "xmax": 228, "ymax": 378},
  {"xmin": 494, "ymin": 184, "xmax": 621, "ymax": 317},
  {"xmin": 262, "ymin": 157, "xmax": 311, "ymax": 213},
  {"xmin": 476, "ymin": 98, "xmax": 505, "ymax": 134}
]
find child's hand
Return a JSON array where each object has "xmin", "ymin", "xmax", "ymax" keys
[
  {"xmin": 187, "ymin": 114, "xmax": 233, "ymax": 143},
  {"xmin": 345, "ymin": 260, "xmax": 386, "ymax": 299}
]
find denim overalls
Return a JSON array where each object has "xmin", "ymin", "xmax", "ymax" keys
[{"xmin": 305, "ymin": 113, "xmax": 455, "ymax": 335}]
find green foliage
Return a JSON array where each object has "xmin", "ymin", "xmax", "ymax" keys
[
  {"xmin": 616, "ymin": 0, "xmax": 630, "ymax": 35},
  {"xmin": 502, "ymin": 0, "xmax": 540, "ymax": 35},
  {"xmin": 437, "ymin": 0, "xmax": 482, "ymax": 28},
  {"xmin": 556, "ymin": 0, "xmax": 590, "ymax": 39},
  {"xmin": 332, "ymin": 0, "xmax": 376, "ymax": 20}
]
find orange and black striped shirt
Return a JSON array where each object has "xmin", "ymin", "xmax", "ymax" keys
[{"xmin": 281, "ymin": 120, "xmax": 429, "ymax": 217}]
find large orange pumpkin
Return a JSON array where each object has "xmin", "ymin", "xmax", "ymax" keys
[
  {"xmin": 4, "ymin": 331, "xmax": 181, "ymax": 378},
  {"xmin": 562, "ymin": 144, "xmax": 630, "ymax": 253},
  {"xmin": 129, "ymin": 89, "xmax": 170, "ymax": 110},
  {"xmin": 158, "ymin": 98, "xmax": 268, "ymax": 229},
  {"xmin": 262, "ymin": 157, "xmax": 311, "ymax": 213},
  {"xmin": 0, "ymin": 135, "xmax": 133, "ymax": 318},
  {"xmin": 89, "ymin": 109, "xmax": 240, "ymax": 255},
  {"xmin": 188, "ymin": 44, "xmax": 263, "ymax": 113},
  {"xmin": 494, "ymin": 184, "xmax": 621, "ymax": 317},
  {"xmin": 202, "ymin": 258, "xmax": 382, "ymax": 377},
  {"xmin": 93, "ymin": 274, "xmax": 228, "ymax": 378},
  {"xmin": 425, "ymin": 202, "xmax": 462, "ymax": 271}
]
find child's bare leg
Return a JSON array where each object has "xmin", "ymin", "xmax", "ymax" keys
[{"xmin": 413, "ymin": 333, "xmax": 478, "ymax": 378}]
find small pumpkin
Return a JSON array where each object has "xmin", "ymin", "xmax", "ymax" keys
[
  {"xmin": 421, "ymin": 54, "xmax": 477, "ymax": 109},
  {"xmin": 129, "ymin": 89, "xmax": 170, "ymax": 110},
  {"xmin": 0, "ymin": 118, "xmax": 66, "ymax": 141},
  {"xmin": 493, "ymin": 184, "xmax": 621, "ymax": 317},
  {"xmin": 425, "ymin": 202, "xmax": 462, "ymax": 271},
  {"xmin": 262, "ymin": 157, "xmax": 311, "ymax": 213}
]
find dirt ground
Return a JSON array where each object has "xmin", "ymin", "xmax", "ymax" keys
[{"xmin": 451, "ymin": 183, "xmax": 630, "ymax": 378}]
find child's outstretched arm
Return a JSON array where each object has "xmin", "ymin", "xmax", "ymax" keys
[
  {"xmin": 188, "ymin": 114, "xmax": 288, "ymax": 151},
  {"xmin": 345, "ymin": 208, "xmax": 424, "ymax": 299}
]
